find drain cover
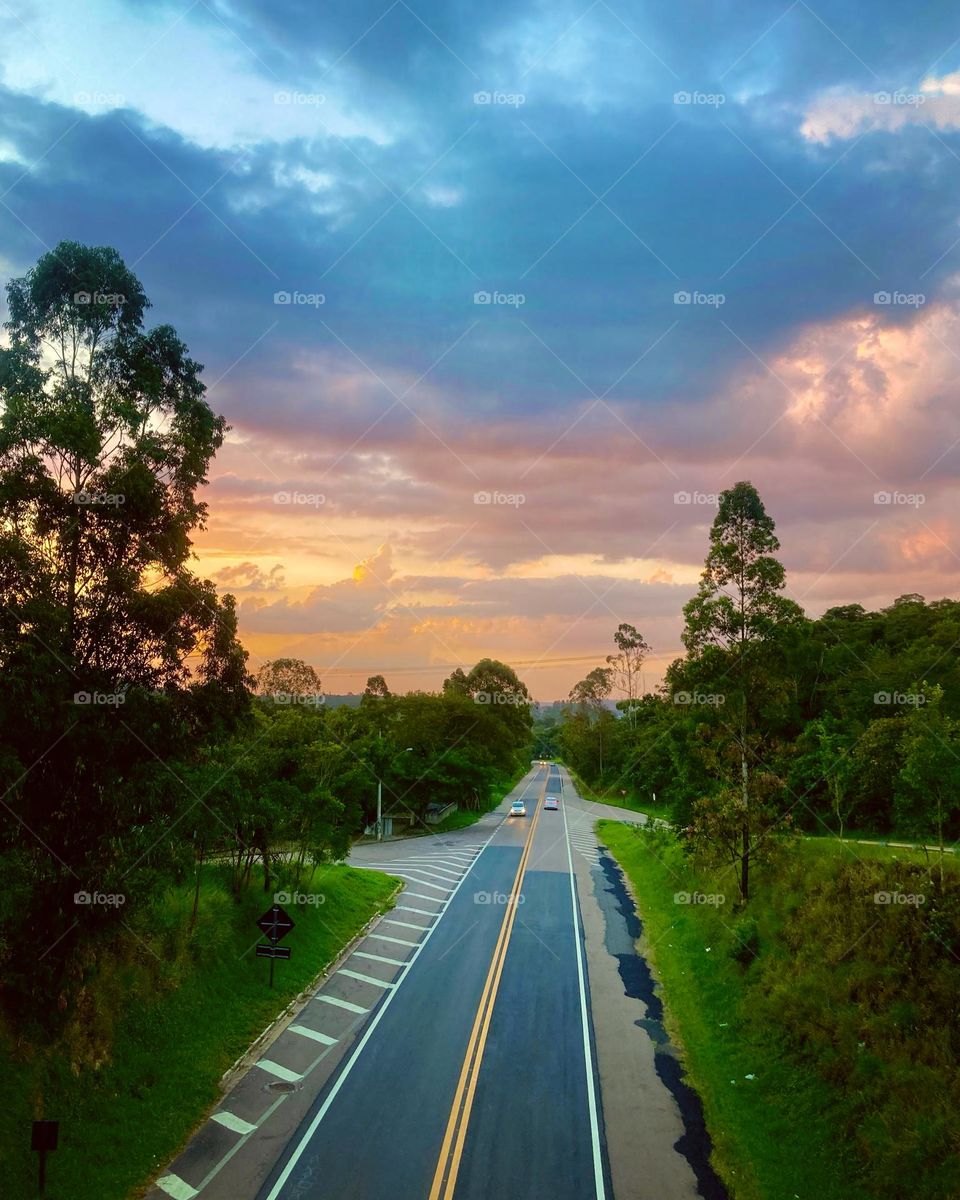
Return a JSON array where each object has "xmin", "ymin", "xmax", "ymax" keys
[{"xmin": 264, "ymin": 1080, "xmax": 301, "ymax": 1094}]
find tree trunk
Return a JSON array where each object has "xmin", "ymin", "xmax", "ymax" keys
[
  {"xmin": 190, "ymin": 841, "xmax": 205, "ymax": 930},
  {"xmin": 740, "ymin": 739, "xmax": 750, "ymax": 902}
]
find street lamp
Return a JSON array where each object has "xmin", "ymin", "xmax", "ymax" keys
[{"xmin": 376, "ymin": 743, "xmax": 414, "ymax": 841}]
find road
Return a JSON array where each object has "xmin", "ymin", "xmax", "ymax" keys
[{"xmin": 149, "ymin": 766, "xmax": 722, "ymax": 1200}]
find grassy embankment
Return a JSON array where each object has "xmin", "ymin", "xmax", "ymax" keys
[
  {"xmin": 0, "ymin": 863, "xmax": 399, "ymax": 1200},
  {"xmin": 598, "ymin": 821, "xmax": 960, "ymax": 1200}
]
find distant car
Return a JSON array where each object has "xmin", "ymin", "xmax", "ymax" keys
[
  {"xmin": 544, "ymin": 796, "xmax": 559, "ymax": 811},
  {"xmin": 510, "ymin": 800, "xmax": 527, "ymax": 817}
]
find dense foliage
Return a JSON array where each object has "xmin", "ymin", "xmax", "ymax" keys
[
  {"xmin": 0, "ymin": 245, "xmax": 533, "ymax": 1045},
  {"xmin": 560, "ymin": 486, "xmax": 960, "ymax": 859}
]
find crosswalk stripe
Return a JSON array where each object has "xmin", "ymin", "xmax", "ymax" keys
[
  {"xmin": 354, "ymin": 950, "xmax": 408, "ymax": 967},
  {"xmin": 339, "ymin": 968, "xmax": 396, "ymax": 989},
  {"xmin": 211, "ymin": 1110, "xmax": 257, "ymax": 1135},
  {"xmin": 156, "ymin": 1174, "xmax": 199, "ymax": 1199},
  {"xmin": 289, "ymin": 1024, "xmax": 338, "ymax": 1046},
  {"xmin": 256, "ymin": 1060, "xmax": 302, "ymax": 1082},
  {"xmin": 314, "ymin": 994, "xmax": 369, "ymax": 1015}
]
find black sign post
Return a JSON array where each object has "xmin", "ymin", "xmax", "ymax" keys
[
  {"xmin": 31, "ymin": 1120, "xmax": 58, "ymax": 1196},
  {"xmin": 255, "ymin": 904, "xmax": 295, "ymax": 987}
]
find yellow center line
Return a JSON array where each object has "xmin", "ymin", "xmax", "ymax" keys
[{"xmin": 428, "ymin": 773, "xmax": 549, "ymax": 1200}]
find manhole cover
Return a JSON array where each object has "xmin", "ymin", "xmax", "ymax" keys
[{"xmin": 264, "ymin": 1080, "xmax": 301, "ymax": 1094}]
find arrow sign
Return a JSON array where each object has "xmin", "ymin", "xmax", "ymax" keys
[
  {"xmin": 256, "ymin": 904, "xmax": 295, "ymax": 944},
  {"xmin": 256, "ymin": 944, "xmax": 291, "ymax": 960}
]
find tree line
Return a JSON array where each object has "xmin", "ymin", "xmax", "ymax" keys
[
  {"xmin": 0, "ymin": 243, "xmax": 532, "ymax": 1027},
  {"xmin": 554, "ymin": 482, "xmax": 960, "ymax": 899}
]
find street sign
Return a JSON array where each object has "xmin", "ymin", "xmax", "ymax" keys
[
  {"xmin": 256, "ymin": 904, "xmax": 295, "ymax": 944},
  {"xmin": 256, "ymin": 944, "xmax": 291, "ymax": 959},
  {"xmin": 31, "ymin": 1120, "xmax": 58, "ymax": 1196}
]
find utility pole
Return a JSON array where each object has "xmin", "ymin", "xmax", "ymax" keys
[{"xmin": 376, "ymin": 729, "xmax": 383, "ymax": 841}]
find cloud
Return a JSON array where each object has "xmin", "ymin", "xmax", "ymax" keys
[{"xmin": 801, "ymin": 73, "xmax": 960, "ymax": 144}]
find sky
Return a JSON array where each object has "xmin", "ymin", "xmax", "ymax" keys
[{"xmin": 3, "ymin": 0, "xmax": 960, "ymax": 699}]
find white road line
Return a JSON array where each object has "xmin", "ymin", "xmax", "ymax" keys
[
  {"xmin": 387, "ymin": 874, "xmax": 451, "ymax": 892},
  {"xmin": 156, "ymin": 1174, "xmax": 199, "ymax": 1200},
  {"xmin": 256, "ymin": 1060, "xmax": 302, "ymax": 1083},
  {"xmin": 402, "ymin": 893, "xmax": 447, "ymax": 903},
  {"xmin": 365, "ymin": 932, "xmax": 420, "ymax": 947},
  {"xmin": 314, "ymin": 994, "xmax": 369, "ymax": 1015},
  {"xmin": 353, "ymin": 950, "xmax": 408, "ymax": 967},
  {"xmin": 560, "ymin": 778, "xmax": 607, "ymax": 1200},
  {"xmin": 381, "ymin": 917, "xmax": 432, "ymax": 931},
  {"xmin": 288, "ymin": 1024, "xmax": 338, "ymax": 1047},
  {"xmin": 396, "ymin": 904, "xmax": 440, "ymax": 916},
  {"xmin": 381, "ymin": 860, "xmax": 464, "ymax": 873},
  {"xmin": 262, "ymin": 773, "xmax": 540, "ymax": 1200},
  {"xmin": 339, "ymin": 968, "xmax": 397, "ymax": 989},
  {"xmin": 211, "ymin": 1111, "xmax": 257, "ymax": 1136},
  {"xmin": 396, "ymin": 868, "xmax": 459, "ymax": 882}
]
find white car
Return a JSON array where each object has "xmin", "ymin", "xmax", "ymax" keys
[
  {"xmin": 544, "ymin": 796, "xmax": 559, "ymax": 811},
  {"xmin": 509, "ymin": 800, "xmax": 527, "ymax": 817}
]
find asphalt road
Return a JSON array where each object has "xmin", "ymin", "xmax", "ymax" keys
[{"xmin": 150, "ymin": 767, "xmax": 717, "ymax": 1200}]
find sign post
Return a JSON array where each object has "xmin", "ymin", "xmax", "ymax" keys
[
  {"xmin": 255, "ymin": 904, "xmax": 295, "ymax": 988},
  {"xmin": 31, "ymin": 1120, "xmax": 58, "ymax": 1197}
]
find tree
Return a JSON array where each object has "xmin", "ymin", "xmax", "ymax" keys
[
  {"xmin": 0, "ymin": 242, "xmax": 248, "ymax": 1000},
  {"xmin": 606, "ymin": 623, "xmax": 651, "ymax": 722},
  {"xmin": 569, "ymin": 666, "xmax": 614, "ymax": 777},
  {"xmin": 255, "ymin": 657, "xmax": 323, "ymax": 702},
  {"xmin": 897, "ymin": 683, "xmax": 960, "ymax": 888},
  {"xmin": 364, "ymin": 673, "xmax": 391, "ymax": 698},
  {"xmin": 680, "ymin": 481, "xmax": 802, "ymax": 901}
]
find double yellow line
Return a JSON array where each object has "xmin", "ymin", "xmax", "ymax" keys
[{"xmin": 427, "ymin": 773, "xmax": 548, "ymax": 1200}]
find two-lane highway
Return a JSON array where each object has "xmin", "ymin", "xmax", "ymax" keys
[
  {"xmin": 150, "ymin": 767, "xmax": 716, "ymax": 1200},
  {"xmin": 260, "ymin": 764, "xmax": 608, "ymax": 1199}
]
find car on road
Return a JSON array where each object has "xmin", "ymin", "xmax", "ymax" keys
[
  {"xmin": 509, "ymin": 799, "xmax": 527, "ymax": 817},
  {"xmin": 544, "ymin": 796, "xmax": 559, "ymax": 811}
]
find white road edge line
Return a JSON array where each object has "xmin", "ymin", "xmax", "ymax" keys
[
  {"xmin": 560, "ymin": 772, "xmax": 607, "ymax": 1200},
  {"xmin": 263, "ymin": 770, "xmax": 542, "ymax": 1200}
]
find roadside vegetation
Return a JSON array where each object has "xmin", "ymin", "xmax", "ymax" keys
[
  {"xmin": 0, "ymin": 863, "xmax": 399, "ymax": 1200},
  {"xmin": 600, "ymin": 821, "xmax": 960, "ymax": 1200},
  {"xmin": 0, "ymin": 244, "xmax": 535, "ymax": 1193}
]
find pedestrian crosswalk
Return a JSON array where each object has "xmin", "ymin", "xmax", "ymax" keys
[{"xmin": 566, "ymin": 820, "xmax": 605, "ymax": 869}]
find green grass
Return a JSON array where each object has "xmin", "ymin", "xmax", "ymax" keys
[
  {"xmin": 567, "ymin": 768, "xmax": 671, "ymax": 822},
  {"xmin": 0, "ymin": 863, "xmax": 399, "ymax": 1200},
  {"xmin": 598, "ymin": 821, "xmax": 960, "ymax": 1200}
]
